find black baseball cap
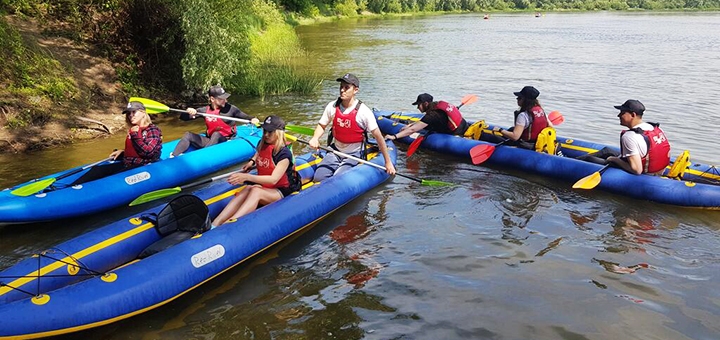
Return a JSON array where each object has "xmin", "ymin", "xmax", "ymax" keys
[
  {"xmin": 513, "ymin": 86, "xmax": 540, "ymax": 100},
  {"xmin": 208, "ymin": 85, "xmax": 231, "ymax": 99},
  {"xmin": 614, "ymin": 99, "xmax": 645, "ymax": 115},
  {"xmin": 412, "ymin": 93, "xmax": 434, "ymax": 105},
  {"xmin": 122, "ymin": 101, "xmax": 145, "ymax": 114},
  {"xmin": 260, "ymin": 115, "xmax": 286, "ymax": 132},
  {"xmin": 336, "ymin": 73, "xmax": 360, "ymax": 87}
]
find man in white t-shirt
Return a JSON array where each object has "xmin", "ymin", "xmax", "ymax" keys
[
  {"xmin": 308, "ymin": 73, "xmax": 396, "ymax": 182},
  {"xmin": 577, "ymin": 99, "xmax": 670, "ymax": 175},
  {"xmin": 606, "ymin": 99, "xmax": 655, "ymax": 174}
]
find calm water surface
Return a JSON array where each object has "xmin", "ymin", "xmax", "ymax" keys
[{"xmin": 2, "ymin": 12, "xmax": 720, "ymax": 340}]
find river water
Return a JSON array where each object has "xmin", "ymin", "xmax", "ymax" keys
[{"xmin": 2, "ymin": 12, "xmax": 720, "ymax": 340}]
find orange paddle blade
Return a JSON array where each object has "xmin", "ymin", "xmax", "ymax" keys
[
  {"xmin": 407, "ymin": 135, "xmax": 425, "ymax": 157},
  {"xmin": 470, "ymin": 144, "xmax": 495, "ymax": 165},
  {"xmin": 549, "ymin": 111, "xmax": 564, "ymax": 125},
  {"xmin": 461, "ymin": 94, "xmax": 478, "ymax": 106}
]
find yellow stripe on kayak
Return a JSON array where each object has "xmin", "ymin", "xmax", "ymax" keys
[{"xmin": 0, "ymin": 155, "xmax": 324, "ymax": 298}]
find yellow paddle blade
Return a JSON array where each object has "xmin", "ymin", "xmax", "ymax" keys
[
  {"xmin": 129, "ymin": 97, "xmax": 170, "ymax": 114},
  {"xmin": 10, "ymin": 178, "xmax": 56, "ymax": 196},
  {"xmin": 572, "ymin": 171, "xmax": 602, "ymax": 189}
]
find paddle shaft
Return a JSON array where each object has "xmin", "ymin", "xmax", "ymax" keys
[
  {"xmin": 180, "ymin": 171, "xmax": 235, "ymax": 191},
  {"xmin": 166, "ymin": 106, "xmax": 312, "ymax": 136},
  {"xmin": 171, "ymin": 108, "xmax": 253, "ymax": 125},
  {"xmin": 295, "ymin": 139, "xmax": 421, "ymax": 183},
  {"xmin": 57, "ymin": 156, "xmax": 115, "ymax": 181}
]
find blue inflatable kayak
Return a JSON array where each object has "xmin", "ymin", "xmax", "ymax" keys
[
  {"xmin": 0, "ymin": 125, "xmax": 262, "ymax": 224},
  {"xmin": 0, "ymin": 143, "xmax": 396, "ymax": 338},
  {"xmin": 374, "ymin": 109, "xmax": 720, "ymax": 209}
]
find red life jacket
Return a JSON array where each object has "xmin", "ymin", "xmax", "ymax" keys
[
  {"xmin": 623, "ymin": 123, "xmax": 671, "ymax": 173},
  {"xmin": 435, "ymin": 101, "xmax": 464, "ymax": 132},
  {"xmin": 332, "ymin": 100, "xmax": 365, "ymax": 143},
  {"xmin": 204, "ymin": 105, "xmax": 236, "ymax": 138},
  {"xmin": 521, "ymin": 105, "xmax": 549, "ymax": 141},
  {"xmin": 256, "ymin": 144, "xmax": 290, "ymax": 189},
  {"xmin": 123, "ymin": 126, "xmax": 147, "ymax": 159}
]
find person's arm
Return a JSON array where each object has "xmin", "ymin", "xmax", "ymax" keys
[
  {"xmin": 129, "ymin": 125, "xmax": 162, "ymax": 159},
  {"xmin": 180, "ymin": 107, "xmax": 204, "ymax": 121},
  {"xmin": 229, "ymin": 158, "xmax": 290, "ymax": 186},
  {"xmin": 109, "ymin": 149, "xmax": 123, "ymax": 160},
  {"xmin": 386, "ymin": 121, "xmax": 428, "ymax": 140},
  {"xmin": 496, "ymin": 113, "xmax": 527, "ymax": 141},
  {"xmin": 498, "ymin": 123, "xmax": 524, "ymax": 141},
  {"xmin": 606, "ymin": 155, "xmax": 642, "ymax": 174},
  {"xmin": 371, "ymin": 127, "xmax": 396, "ymax": 175},
  {"xmin": 310, "ymin": 103, "xmax": 333, "ymax": 149},
  {"xmin": 309, "ymin": 123, "xmax": 327, "ymax": 149}
]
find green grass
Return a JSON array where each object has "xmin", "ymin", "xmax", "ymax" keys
[{"xmin": 238, "ymin": 23, "xmax": 322, "ymax": 96}]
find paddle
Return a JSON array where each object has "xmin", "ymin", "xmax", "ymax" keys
[
  {"xmin": 129, "ymin": 171, "xmax": 237, "ymax": 206},
  {"xmin": 406, "ymin": 94, "xmax": 479, "ymax": 158},
  {"xmin": 10, "ymin": 156, "xmax": 114, "ymax": 196},
  {"xmin": 470, "ymin": 140, "xmax": 510, "ymax": 165},
  {"xmin": 294, "ymin": 139, "xmax": 452, "ymax": 186},
  {"xmin": 129, "ymin": 97, "xmax": 315, "ymax": 136},
  {"xmin": 572, "ymin": 164, "xmax": 610, "ymax": 190},
  {"xmin": 548, "ymin": 110, "xmax": 564, "ymax": 125}
]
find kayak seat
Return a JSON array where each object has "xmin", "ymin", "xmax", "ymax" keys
[
  {"xmin": 667, "ymin": 150, "xmax": 690, "ymax": 180},
  {"xmin": 464, "ymin": 120, "xmax": 487, "ymax": 140},
  {"xmin": 535, "ymin": 127, "xmax": 559, "ymax": 155},
  {"xmin": 138, "ymin": 195, "xmax": 211, "ymax": 259}
]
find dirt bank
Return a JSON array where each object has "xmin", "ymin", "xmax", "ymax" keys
[{"xmin": 0, "ymin": 15, "xmax": 127, "ymax": 154}]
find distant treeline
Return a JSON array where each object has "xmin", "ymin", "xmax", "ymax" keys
[
  {"xmin": 285, "ymin": 0, "xmax": 720, "ymax": 16},
  {"xmin": 1, "ymin": 0, "xmax": 717, "ymax": 100}
]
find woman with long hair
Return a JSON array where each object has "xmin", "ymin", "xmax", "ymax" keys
[
  {"xmin": 211, "ymin": 115, "xmax": 297, "ymax": 228},
  {"xmin": 73, "ymin": 101, "xmax": 162, "ymax": 185},
  {"xmin": 495, "ymin": 86, "xmax": 551, "ymax": 150}
]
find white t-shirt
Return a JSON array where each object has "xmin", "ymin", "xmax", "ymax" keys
[
  {"xmin": 514, "ymin": 111, "xmax": 531, "ymax": 129},
  {"xmin": 318, "ymin": 99, "xmax": 379, "ymax": 153},
  {"xmin": 621, "ymin": 122, "xmax": 653, "ymax": 158}
]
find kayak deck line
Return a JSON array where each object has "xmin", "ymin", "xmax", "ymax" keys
[{"xmin": 0, "ymin": 155, "xmax": 325, "ymax": 299}]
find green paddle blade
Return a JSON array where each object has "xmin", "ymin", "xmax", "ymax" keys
[
  {"xmin": 420, "ymin": 179, "xmax": 454, "ymax": 187},
  {"xmin": 572, "ymin": 172, "xmax": 602, "ymax": 189},
  {"xmin": 129, "ymin": 187, "xmax": 182, "ymax": 206},
  {"xmin": 286, "ymin": 125, "xmax": 314, "ymax": 136},
  {"xmin": 10, "ymin": 178, "xmax": 57, "ymax": 197}
]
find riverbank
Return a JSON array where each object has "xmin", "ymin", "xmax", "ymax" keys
[{"xmin": 0, "ymin": 15, "xmax": 127, "ymax": 153}]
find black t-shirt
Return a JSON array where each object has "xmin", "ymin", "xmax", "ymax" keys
[
  {"xmin": 272, "ymin": 146, "xmax": 293, "ymax": 167},
  {"xmin": 420, "ymin": 109, "xmax": 453, "ymax": 134}
]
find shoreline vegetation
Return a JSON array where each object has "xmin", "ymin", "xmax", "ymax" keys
[{"xmin": 1, "ymin": 0, "xmax": 719, "ymax": 153}]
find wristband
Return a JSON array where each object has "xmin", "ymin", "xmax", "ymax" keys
[
  {"xmin": 249, "ymin": 159, "xmax": 256, "ymax": 165},
  {"xmin": 392, "ymin": 134, "xmax": 397, "ymax": 139}
]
